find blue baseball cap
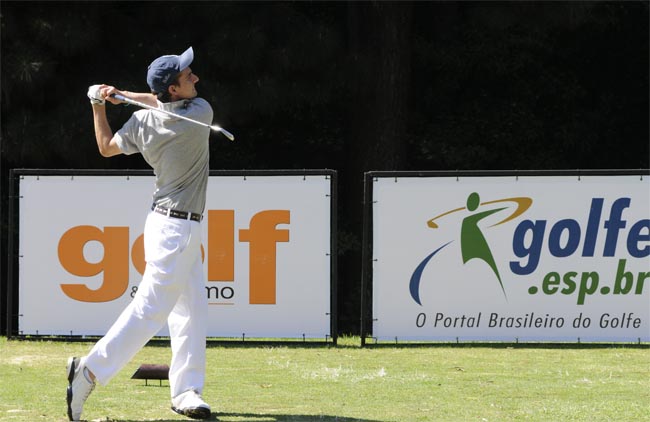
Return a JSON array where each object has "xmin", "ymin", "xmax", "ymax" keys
[{"xmin": 146, "ymin": 47, "xmax": 194, "ymax": 93}]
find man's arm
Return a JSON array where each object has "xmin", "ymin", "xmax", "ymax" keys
[
  {"xmin": 89, "ymin": 85, "xmax": 157, "ymax": 157},
  {"xmin": 91, "ymin": 103, "xmax": 122, "ymax": 157}
]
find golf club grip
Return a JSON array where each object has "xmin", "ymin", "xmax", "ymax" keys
[{"xmin": 110, "ymin": 93, "xmax": 139, "ymax": 106}]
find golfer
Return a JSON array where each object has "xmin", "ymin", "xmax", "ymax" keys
[{"xmin": 67, "ymin": 46, "xmax": 212, "ymax": 421}]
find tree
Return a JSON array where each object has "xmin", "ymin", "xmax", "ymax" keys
[{"xmin": 340, "ymin": 2, "xmax": 414, "ymax": 333}]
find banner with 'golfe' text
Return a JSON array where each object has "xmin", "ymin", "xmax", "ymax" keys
[{"xmin": 370, "ymin": 172, "xmax": 649, "ymax": 342}]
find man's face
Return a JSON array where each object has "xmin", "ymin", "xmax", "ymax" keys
[{"xmin": 170, "ymin": 67, "xmax": 199, "ymax": 100}]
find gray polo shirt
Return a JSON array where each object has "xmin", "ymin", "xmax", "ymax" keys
[{"xmin": 115, "ymin": 97, "xmax": 213, "ymax": 215}]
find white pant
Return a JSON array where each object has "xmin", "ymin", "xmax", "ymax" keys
[{"xmin": 85, "ymin": 211, "xmax": 207, "ymax": 399}]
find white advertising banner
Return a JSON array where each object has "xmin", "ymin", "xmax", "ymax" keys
[
  {"xmin": 18, "ymin": 173, "xmax": 332, "ymax": 338},
  {"xmin": 371, "ymin": 173, "xmax": 650, "ymax": 342}
]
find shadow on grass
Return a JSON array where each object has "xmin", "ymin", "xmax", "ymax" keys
[{"xmin": 114, "ymin": 413, "xmax": 384, "ymax": 422}]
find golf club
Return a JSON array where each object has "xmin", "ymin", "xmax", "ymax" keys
[{"xmin": 110, "ymin": 93, "xmax": 235, "ymax": 141}]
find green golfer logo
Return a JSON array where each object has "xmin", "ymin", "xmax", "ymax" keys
[
  {"xmin": 461, "ymin": 192, "xmax": 507, "ymax": 297},
  {"xmin": 409, "ymin": 192, "xmax": 532, "ymax": 305}
]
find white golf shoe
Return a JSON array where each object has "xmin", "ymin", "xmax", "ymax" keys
[
  {"xmin": 171, "ymin": 390, "xmax": 211, "ymax": 420},
  {"xmin": 66, "ymin": 356, "xmax": 95, "ymax": 421}
]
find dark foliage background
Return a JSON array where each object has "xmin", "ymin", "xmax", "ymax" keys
[{"xmin": 1, "ymin": 1, "xmax": 648, "ymax": 335}]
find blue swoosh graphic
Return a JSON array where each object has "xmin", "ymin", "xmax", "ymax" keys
[{"xmin": 409, "ymin": 240, "xmax": 454, "ymax": 306}]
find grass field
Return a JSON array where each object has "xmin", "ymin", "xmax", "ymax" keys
[{"xmin": 0, "ymin": 336, "xmax": 648, "ymax": 422}]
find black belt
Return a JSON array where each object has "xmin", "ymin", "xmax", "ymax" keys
[{"xmin": 151, "ymin": 205, "xmax": 202, "ymax": 222}]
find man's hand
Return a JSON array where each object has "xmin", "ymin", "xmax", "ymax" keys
[
  {"xmin": 88, "ymin": 84, "xmax": 130, "ymax": 106},
  {"xmin": 87, "ymin": 85, "xmax": 105, "ymax": 105},
  {"xmin": 103, "ymin": 86, "xmax": 128, "ymax": 105}
]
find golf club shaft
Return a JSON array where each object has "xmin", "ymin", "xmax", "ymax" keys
[{"xmin": 110, "ymin": 93, "xmax": 235, "ymax": 141}]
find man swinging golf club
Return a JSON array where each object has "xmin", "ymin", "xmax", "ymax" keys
[{"xmin": 67, "ymin": 46, "xmax": 214, "ymax": 421}]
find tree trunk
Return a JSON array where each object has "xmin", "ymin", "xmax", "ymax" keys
[{"xmin": 338, "ymin": 1, "xmax": 413, "ymax": 334}]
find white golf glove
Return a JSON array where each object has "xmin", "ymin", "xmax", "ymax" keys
[{"xmin": 87, "ymin": 84, "xmax": 105, "ymax": 105}]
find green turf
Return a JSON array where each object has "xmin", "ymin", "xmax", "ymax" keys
[{"xmin": 0, "ymin": 336, "xmax": 648, "ymax": 421}]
